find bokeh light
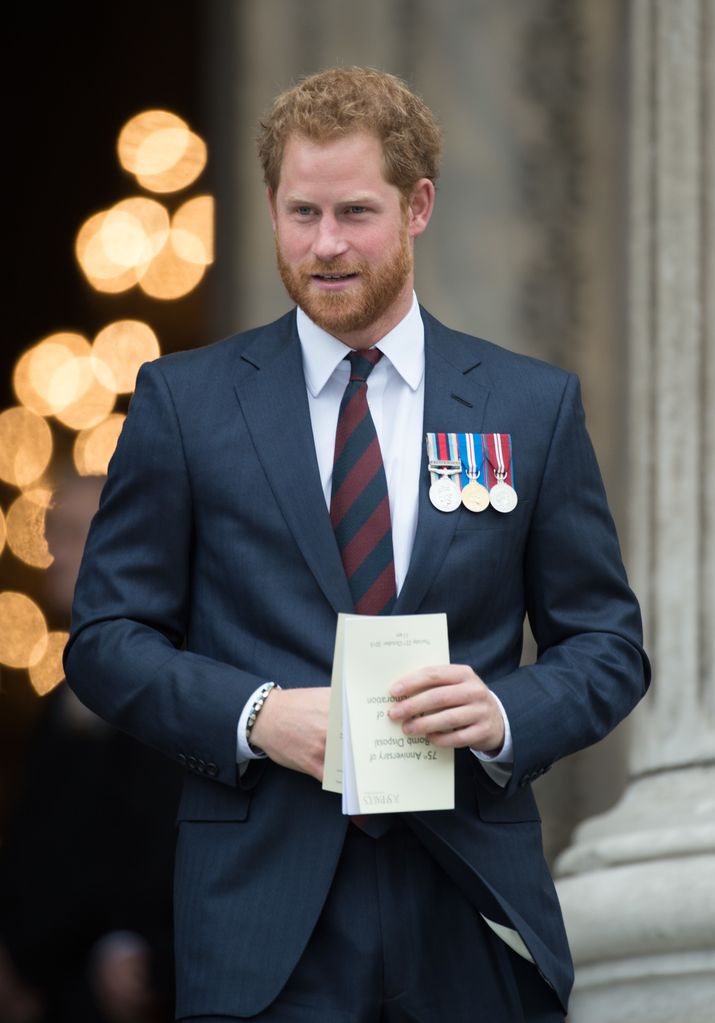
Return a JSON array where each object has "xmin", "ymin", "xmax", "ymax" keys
[
  {"xmin": 76, "ymin": 201, "xmax": 170, "ymax": 294},
  {"xmin": 0, "ymin": 407, "xmax": 53, "ymax": 488},
  {"xmin": 92, "ymin": 321, "xmax": 160, "ymax": 393},
  {"xmin": 28, "ymin": 631, "xmax": 69, "ymax": 696},
  {"xmin": 172, "ymin": 196, "xmax": 214, "ymax": 265},
  {"xmin": 100, "ymin": 208, "xmax": 153, "ymax": 268},
  {"xmin": 136, "ymin": 132, "xmax": 207, "ymax": 193},
  {"xmin": 0, "ymin": 592, "xmax": 48, "ymax": 669},
  {"xmin": 102, "ymin": 198, "xmax": 170, "ymax": 268},
  {"xmin": 118, "ymin": 110, "xmax": 188, "ymax": 173},
  {"xmin": 76, "ymin": 211, "xmax": 139, "ymax": 293},
  {"xmin": 117, "ymin": 110, "xmax": 206, "ymax": 194},
  {"xmin": 48, "ymin": 356, "xmax": 115, "ymax": 432},
  {"xmin": 14, "ymin": 333, "xmax": 92, "ymax": 417},
  {"xmin": 5, "ymin": 487, "xmax": 54, "ymax": 569},
  {"xmin": 139, "ymin": 230, "xmax": 206, "ymax": 299},
  {"xmin": 5, "ymin": 107, "xmax": 212, "ymax": 697},
  {"xmin": 74, "ymin": 414, "xmax": 126, "ymax": 476}
]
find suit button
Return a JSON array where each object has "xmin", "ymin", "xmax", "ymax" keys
[
  {"xmin": 178, "ymin": 753, "xmax": 187, "ymax": 768},
  {"xmin": 206, "ymin": 762, "xmax": 218, "ymax": 777},
  {"xmin": 187, "ymin": 755, "xmax": 198, "ymax": 771},
  {"xmin": 197, "ymin": 759, "xmax": 206, "ymax": 773}
]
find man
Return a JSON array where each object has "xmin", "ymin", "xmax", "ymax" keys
[{"xmin": 65, "ymin": 67, "xmax": 650, "ymax": 1022}]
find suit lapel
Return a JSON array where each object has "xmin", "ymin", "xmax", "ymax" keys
[
  {"xmin": 233, "ymin": 312, "xmax": 354, "ymax": 614},
  {"xmin": 233, "ymin": 308, "xmax": 491, "ymax": 617},
  {"xmin": 394, "ymin": 310, "xmax": 491, "ymax": 614}
]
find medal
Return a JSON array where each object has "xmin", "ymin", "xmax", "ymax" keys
[
  {"xmin": 461, "ymin": 480, "xmax": 490, "ymax": 512},
  {"xmin": 484, "ymin": 433, "xmax": 518, "ymax": 513},
  {"xmin": 489, "ymin": 480, "xmax": 518, "ymax": 513},
  {"xmin": 426, "ymin": 434, "xmax": 462, "ymax": 513},
  {"xmin": 430, "ymin": 475, "xmax": 462, "ymax": 512},
  {"xmin": 460, "ymin": 432, "xmax": 489, "ymax": 512}
]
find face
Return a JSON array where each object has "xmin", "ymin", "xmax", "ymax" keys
[{"xmin": 270, "ymin": 132, "xmax": 434, "ymax": 348}]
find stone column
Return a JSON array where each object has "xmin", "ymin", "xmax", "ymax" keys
[{"xmin": 556, "ymin": 2, "xmax": 715, "ymax": 1020}]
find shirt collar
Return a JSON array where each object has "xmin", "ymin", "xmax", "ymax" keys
[{"xmin": 297, "ymin": 293, "xmax": 425, "ymax": 397}]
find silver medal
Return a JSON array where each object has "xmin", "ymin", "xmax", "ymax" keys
[
  {"xmin": 489, "ymin": 480, "xmax": 518, "ymax": 513},
  {"xmin": 429, "ymin": 475, "xmax": 461, "ymax": 512}
]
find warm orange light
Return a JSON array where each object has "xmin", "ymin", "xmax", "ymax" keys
[
  {"xmin": 114, "ymin": 197, "xmax": 170, "ymax": 260},
  {"xmin": 172, "ymin": 196, "xmax": 214, "ymax": 265},
  {"xmin": 135, "ymin": 126, "xmax": 190, "ymax": 176},
  {"xmin": 117, "ymin": 110, "xmax": 189, "ymax": 175},
  {"xmin": 29, "ymin": 631, "xmax": 69, "ymax": 696},
  {"xmin": 139, "ymin": 231, "xmax": 206, "ymax": 299},
  {"xmin": 13, "ymin": 333, "xmax": 93, "ymax": 417},
  {"xmin": 0, "ymin": 408, "xmax": 53, "ymax": 488},
  {"xmin": 76, "ymin": 211, "xmax": 137, "ymax": 291},
  {"xmin": 52, "ymin": 357, "xmax": 116, "ymax": 431},
  {"xmin": 5, "ymin": 487, "xmax": 53, "ymax": 569},
  {"xmin": 100, "ymin": 208, "xmax": 153, "ymax": 268},
  {"xmin": 74, "ymin": 414, "xmax": 126, "ymax": 475},
  {"xmin": 136, "ymin": 132, "xmax": 207, "ymax": 194},
  {"xmin": 0, "ymin": 507, "xmax": 6, "ymax": 556},
  {"xmin": 92, "ymin": 321, "xmax": 160, "ymax": 394},
  {"xmin": 76, "ymin": 199, "xmax": 173, "ymax": 294},
  {"xmin": 118, "ymin": 110, "xmax": 207, "ymax": 193},
  {"xmin": 0, "ymin": 592, "xmax": 48, "ymax": 669}
]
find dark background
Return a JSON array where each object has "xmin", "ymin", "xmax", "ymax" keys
[{"xmin": 2, "ymin": 1, "xmax": 237, "ymax": 831}]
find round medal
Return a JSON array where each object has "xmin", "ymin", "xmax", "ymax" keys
[
  {"xmin": 489, "ymin": 481, "xmax": 518, "ymax": 513},
  {"xmin": 461, "ymin": 481, "xmax": 490, "ymax": 513},
  {"xmin": 429, "ymin": 475, "xmax": 461, "ymax": 513}
]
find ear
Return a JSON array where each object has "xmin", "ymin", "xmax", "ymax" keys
[
  {"xmin": 406, "ymin": 178, "xmax": 435, "ymax": 238},
  {"xmin": 267, "ymin": 188, "xmax": 277, "ymax": 231}
]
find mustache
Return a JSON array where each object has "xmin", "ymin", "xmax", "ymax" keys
[{"xmin": 303, "ymin": 260, "xmax": 365, "ymax": 276}]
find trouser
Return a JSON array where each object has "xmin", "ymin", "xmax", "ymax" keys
[{"xmin": 181, "ymin": 821, "xmax": 565, "ymax": 1022}]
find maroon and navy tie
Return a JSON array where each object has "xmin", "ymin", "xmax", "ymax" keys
[{"xmin": 330, "ymin": 349, "xmax": 397, "ymax": 615}]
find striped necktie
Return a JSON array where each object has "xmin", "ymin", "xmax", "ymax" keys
[{"xmin": 330, "ymin": 349, "xmax": 397, "ymax": 615}]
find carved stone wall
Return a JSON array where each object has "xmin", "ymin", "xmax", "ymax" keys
[{"xmin": 557, "ymin": 3, "xmax": 715, "ymax": 1019}]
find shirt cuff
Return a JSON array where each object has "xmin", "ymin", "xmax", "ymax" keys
[
  {"xmin": 237, "ymin": 683, "xmax": 272, "ymax": 762},
  {"xmin": 470, "ymin": 693, "xmax": 513, "ymax": 788}
]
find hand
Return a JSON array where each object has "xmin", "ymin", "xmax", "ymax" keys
[
  {"xmin": 388, "ymin": 665, "xmax": 505, "ymax": 754},
  {"xmin": 250, "ymin": 686, "xmax": 330, "ymax": 782}
]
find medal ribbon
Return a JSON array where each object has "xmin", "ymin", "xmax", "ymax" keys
[
  {"xmin": 459, "ymin": 432, "xmax": 486, "ymax": 486},
  {"xmin": 483, "ymin": 434, "xmax": 514, "ymax": 490},
  {"xmin": 428, "ymin": 433, "xmax": 512, "ymax": 492},
  {"xmin": 426, "ymin": 433, "xmax": 462, "ymax": 485}
]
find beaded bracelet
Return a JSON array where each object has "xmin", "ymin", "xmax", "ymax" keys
[{"xmin": 246, "ymin": 681, "xmax": 278, "ymax": 752}]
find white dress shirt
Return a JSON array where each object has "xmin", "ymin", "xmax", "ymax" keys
[{"xmin": 237, "ymin": 295, "xmax": 513, "ymax": 785}]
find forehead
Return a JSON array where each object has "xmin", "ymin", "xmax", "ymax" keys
[{"xmin": 277, "ymin": 131, "xmax": 394, "ymax": 196}]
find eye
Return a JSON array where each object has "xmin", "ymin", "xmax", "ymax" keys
[
  {"xmin": 346, "ymin": 205, "xmax": 367, "ymax": 215},
  {"xmin": 295, "ymin": 205, "xmax": 314, "ymax": 216}
]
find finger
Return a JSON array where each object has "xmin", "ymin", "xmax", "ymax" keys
[
  {"xmin": 425, "ymin": 725, "xmax": 489, "ymax": 749},
  {"xmin": 390, "ymin": 664, "xmax": 477, "ymax": 699},
  {"xmin": 401, "ymin": 703, "xmax": 479, "ymax": 737},
  {"xmin": 389, "ymin": 681, "xmax": 480, "ymax": 722}
]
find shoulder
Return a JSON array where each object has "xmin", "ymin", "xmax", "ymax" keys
[
  {"xmin": 125, "ymin": 310, "xmax": 297, "ymax": 432},
  {"xmin": 139, "ymin": 309, "xmax": 296, "ymax": 392},
  {"xmin": 421, "ymin": 306, "xmax": 574, "ymax": 400}
]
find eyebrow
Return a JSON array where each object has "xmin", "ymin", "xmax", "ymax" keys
[{"xmin": 282, "ymin": 194, "xmax": 381, "ymax": 206}]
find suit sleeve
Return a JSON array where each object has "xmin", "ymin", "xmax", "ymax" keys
[
  {"xmin": 63, "ymin": 361, "xmax": 266, "ymax": 787},
  {"xmin": 489, "ymin": 373, "xmax": 650, "ymax": 793}
]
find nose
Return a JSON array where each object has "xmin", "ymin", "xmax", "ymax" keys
[{"xmin": 311, "ymin": 213, "xmax": 349, "ymax": 262}]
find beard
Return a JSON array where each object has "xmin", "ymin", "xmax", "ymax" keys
[{"xmin": 274, "ymin": 227, "xmax": 412, "ymax": 338}]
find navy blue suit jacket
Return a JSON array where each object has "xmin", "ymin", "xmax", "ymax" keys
[{"xmin": 65, "ymin": 308, "xmax": 649, "ymax": 1017}]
